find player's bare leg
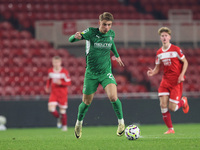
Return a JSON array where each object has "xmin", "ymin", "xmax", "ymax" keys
[
  {"xmin": 105, "ymin": 84, "xmax": 125, "ymax": 136},
  {"xmin": 75, "ymin": 94, "xmax": 94, "ymax": 139}
]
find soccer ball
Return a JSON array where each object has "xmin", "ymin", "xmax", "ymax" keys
[
  {"xmin": 0, "ymin": 116, "xmax": 6, "ymax": 125},
  {"xmin": 125, "ymin": 125, "xmax": 140, "ymax": 140}
]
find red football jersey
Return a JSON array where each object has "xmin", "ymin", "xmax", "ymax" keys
[
  {"xmin": 46, "ymin": 68, "xmax": 71, "ymax": 96},
  {"xmin": 155, "ymin": 44, "xmax": 185, "ymax": 84}
]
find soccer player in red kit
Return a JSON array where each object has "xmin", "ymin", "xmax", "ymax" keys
[
  {"xmin": 45, "ymin": 56, "xmax": 71, "ymax": 131},
  {"xmin": 147, "ymin": 27, "xmax": 189, "ymax": 134}
]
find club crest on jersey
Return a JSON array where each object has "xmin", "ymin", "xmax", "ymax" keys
[{"xmin": 81, "ymin": 28, "xmax": 89, "ymax": 34}]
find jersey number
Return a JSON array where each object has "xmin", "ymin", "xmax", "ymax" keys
[{"xmin": 107, "ymin": 73, "xmax": 114, "ymax": 81}]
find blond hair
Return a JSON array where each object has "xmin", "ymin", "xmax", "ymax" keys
[
  {"xmin": 99, "ymin": 12, "xmax": 114, "ymax": 21},
  {"xmin": 158, "ymin": 27, "xmax": 171, "ymax": 35},
  {"xmin": 52, "ymin": 56, "xmax": 61, "ymax": 61}
]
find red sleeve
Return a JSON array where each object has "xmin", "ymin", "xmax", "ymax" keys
[
  {"xmin": 155, "ymin": 49, "xmax": 161, "ymax": 65},
  {"xmin": 176, "ymin": 47, "xmax": 184, "ymax": 59},
  {"xmin": 61, "ymin": 69, "xmax": 71, "ymax": 86}
]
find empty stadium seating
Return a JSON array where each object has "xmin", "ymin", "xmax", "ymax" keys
[
  {"xmin": 1, "ymin": 22, "xmax": 199, "ymax": 97},
  {"xmin": 0, "ymin": 0, "xmax": 156, "ymax": 31},
  {"xmin": 0, "ymin": 0, "xmax": 200, "ymax": 99},
  {"xmin": 140, "ymin": 0, "xmax": 200, "ymax": 19}
]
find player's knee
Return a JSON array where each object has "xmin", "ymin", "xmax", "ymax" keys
[
  {"xmin": 160, "ymin": 103, "xmax": 168, "ymax": 109},
  {"xmin": 108, "ymin": 95, "xmax": 117, "ymax": 102},
  {"xmin": 83, "ymin": 99, "xmax": 92, "ymax": 105},
  {"xmin": 48, "ymin": 107, "xmax": 56, "ymax": 112},
  {"xmin": 59, "ymin": 109, "xmax": 66, "ymax": 114}
]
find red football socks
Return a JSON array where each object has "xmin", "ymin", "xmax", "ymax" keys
[
  {"xmin": 162, "ymin": 111, "xmax": 173, "ymax": 129},
  {"xmin": 61, "ymin": 114, "xmax": 67, "ymax": 126},
  {"xmin": 51, "ymin": 110, "xmax": 59, "ymax": 118},
  {"xmin": 178, "ymin": 99, "xmax": 184, "ymax": 109}
]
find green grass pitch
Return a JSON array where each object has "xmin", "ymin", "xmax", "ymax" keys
[{"xmin": 0, "ymin": 124, "xmax": 200, "ymax": 150}]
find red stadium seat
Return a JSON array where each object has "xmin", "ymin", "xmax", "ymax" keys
[
  {"xmin": 10, "ymin": 30, "xmax": 21, "ymax": 40},
  {"xmin": 0, "ymin": 30, "xmax": 12, "ymax": 40},
  {"xmin": 2, "ymin": 40, "xmax": 12, "ymax": 49},
  {"xmin": 38, "ymin": 40, "xmax": 51, "ymax": 49},
  {"xmin": 11, "ymin": 39, "xmax": 21, "ymax": 49},
  {"xmin": 0, "ymin": 22, "xmax": 13, "ymax": 31},
  {"xmin": 20, "ymin": 30, "xmax": 32, "ymax": 40}
]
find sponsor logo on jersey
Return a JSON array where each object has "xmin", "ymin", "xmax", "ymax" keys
[
  {"xmin": 162, "ymin": 58, "xmax": 171, "ymax": 66},
  {"xmin": 94, "ymin": 43, "xmax": 112, "ymax": 48},
  {"xmin": 110, "ymin": 36, "xmax": 112, "ymax": 40}
]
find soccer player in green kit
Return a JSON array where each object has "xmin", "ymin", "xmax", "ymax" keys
[{"xmin": 69, "ymin": 12, "xmax": 125, "ymax": 139}]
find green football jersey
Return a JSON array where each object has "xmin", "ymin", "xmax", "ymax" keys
[{"xmin": 81, "ymin": 27, "xmax": 118, "ymax": 75}]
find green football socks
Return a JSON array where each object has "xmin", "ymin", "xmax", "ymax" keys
[
  {"xmin": 77, "ymin": 102, "xmax": 91, "ymax": 121},
  {"xmin": 77, "ymin": 99, "xmax": 123, "ymax": 121},
  {"xmin": 111, "ymin": 99, "xmax": 124, "ymax": 119}
]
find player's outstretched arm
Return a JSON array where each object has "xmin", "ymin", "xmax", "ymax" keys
[
  {"xmin": 44, "ymin": 86, "xmax": 49, "ymax": 93},
  {"xmin": 178, "ymin": 57, "xmax": 188, "ymax": 83},
  {"xmin": 68, "ymin": 32, "xmax": 83, "ymax": 43},
  {"xmin": 115, "ymin": 57, "xmax": 124, "ymax": 67},
  {"xmin": 111, "ymin": 41, "xmax": 124, "ymax": 66},
  {"xmin": 147, "ymin": 64, "xmax": 160, "ymax": 77}
]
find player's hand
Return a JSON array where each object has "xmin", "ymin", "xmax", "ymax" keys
[
  {"xmin": 178, "ymin": 74, "xmax": 185, "ymax": 83},
  {"xmin": 45, "ymin": 87, "xmax": 49, "ymax": 93},
  {"xmin": 116, "ymin": 57, "xmax": 124, "ymax": 67},
  {"xmin": 74, "ymin": 32, "xmax": 82, "ymax": 39},
  {"xmin": 147, "ymin": 67, "xmax": 154, "ymax": 76}
]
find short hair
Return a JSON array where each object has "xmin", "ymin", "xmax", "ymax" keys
[
  {"xmin": 52, "ymin": 56, "xmax": 61, "ymax": 61},
  {"xmin": 99, "ymin": 12, "xmax": 114, "ymax": 21},
  {"xmin": 158, "ymin": 27, "xmax": 171, "ymax": 35}
]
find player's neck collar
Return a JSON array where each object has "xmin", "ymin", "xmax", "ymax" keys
[
  {"xmin": 162, "ymin": 43, "xmax": 171, "ymax": 52},
  {"xmin": 53, "ymin": 67, "xmax": 62, "ymax": 73}
]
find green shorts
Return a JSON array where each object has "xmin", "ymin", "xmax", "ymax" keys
[{"xmin": 82, "ymin": 71, "xmax": 117, "ymax": 95}]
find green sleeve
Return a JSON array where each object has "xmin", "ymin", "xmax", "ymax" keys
[
  {"xmin": 111, "ymin": 41, "xmax": 119, "ymax": 58},
  {"xmin": 68, "ymin": 35, "xmax": 82, "ymax": 43}
]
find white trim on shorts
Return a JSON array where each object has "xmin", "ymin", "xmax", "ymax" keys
[
  {"xmin": 169, "ymin": 98, "xmax": 179, "ymax": 104},
  {"xmin": 48, "ymin": 102, "xmax": 68, "ymax": 109},
  {"xmin": 158, "ymin": 92, "xmax": 170, "ymax": 96}
]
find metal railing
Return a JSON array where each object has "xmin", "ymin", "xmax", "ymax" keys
[{"xmin": 36, "ymin": 19, "xmax": 200, "ymax": 49}]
